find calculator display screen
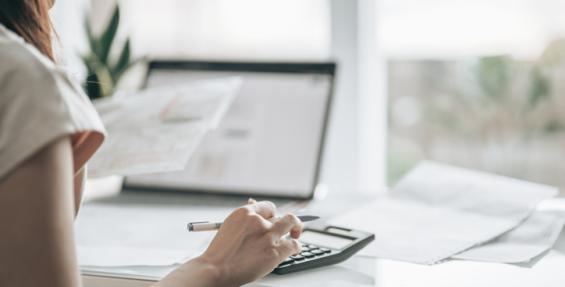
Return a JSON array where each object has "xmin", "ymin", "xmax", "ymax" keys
[{"xmin": 300, "ymin": 231, "xmax": 354, "ymax": 250}]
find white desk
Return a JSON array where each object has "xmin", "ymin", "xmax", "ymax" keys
[
  {"xmin": 83, "ymin": 248, "xmax": 565, "ymax": 287},
  {"xmin": 80, "ymin": 191, "xmax": 565, "ymax": 287}
]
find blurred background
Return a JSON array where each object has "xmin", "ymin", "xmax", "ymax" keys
[
  {"xmin": 383, "ymin": 0, "xmax": 565, "ymax": 192},
  {"xmin": 50, "ymin": 0, "xmax": 565, "ymax": 195}
]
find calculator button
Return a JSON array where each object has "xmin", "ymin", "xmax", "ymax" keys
[
  {"xmin": 291, "ymin": 255, "xmax": 305, "ymax": 261},
  {"xmin": 320, "ymin": 248, "xmax": 331, "ymax": 253},
  {"xmin": 311, "ymin": 249, "xmax": 324, "ymax": 256},
  {"xmin": 307, "ymin": 244, "xmax": 317, "ymax": 249},
  {"xmin": 281, "ymin": 258, "xmax": 294, "ymax": 264},
  {"xmin": 301, "ymin": 252, "xmax": 315, "ymax": 258},
  {"xmin": 278, "ymin": 258, "xmax": 294, "ymax": 267}
]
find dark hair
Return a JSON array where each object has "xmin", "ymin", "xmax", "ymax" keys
[{"xmin": 0, "ymin": 0, "xmax": 54, "ymax": 60}]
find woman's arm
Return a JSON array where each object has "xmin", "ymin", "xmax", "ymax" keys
[
  {"xmin": 0, "ymin": 136, "xmax": 80, "ymax": 287},
  {"xmin": 73, "ymin": 168, "xmax": 86, "ymax": 216}
]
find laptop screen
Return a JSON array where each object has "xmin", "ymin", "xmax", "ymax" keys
[{"xmin": 124, "ymin": 62, "xmax": 335, "ymax": 199}]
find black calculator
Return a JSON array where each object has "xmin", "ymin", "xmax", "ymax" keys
[{"xmin": 272, "ymin": 224, "xmax": 375, "ymax": 274}]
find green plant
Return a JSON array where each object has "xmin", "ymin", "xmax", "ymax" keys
[{"xmin": 82, "ymin": 4, "xmax": 142, "ymax": 100}]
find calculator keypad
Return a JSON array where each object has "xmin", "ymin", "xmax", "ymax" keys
[
  {"xmin": 290, "ymin": 254, "xmax": 305, "ymax": 261},
  {"xmin": 277, "ymin": 243, "xmax": 332, "ymax": 268}
]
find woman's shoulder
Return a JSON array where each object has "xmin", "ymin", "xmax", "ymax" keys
[
  {"xmin": 0, "ymin": 26, "xmax": 106, "ymax": 180},
  {"xmin": 0, "ymin": 24, "xmax": 105, "ymax": 136},
  {"xmin": 0, "ymin": 26, "xmax": 56, "ymax": 87}
]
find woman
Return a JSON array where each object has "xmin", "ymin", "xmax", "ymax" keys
[{"xmin": 0, "ymin": 1, "xmax": 303, "ymax": 286}]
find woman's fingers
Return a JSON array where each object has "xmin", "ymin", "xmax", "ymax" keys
[
  {"xmin": 246, "ymin": 200, "xmax": 276, "ymax": 219},
  {"xmin": 271, "ymin": 213, "xmax": 303, "ymax": 239},
  {"xmin": 277, "ymin": 237, "xmax": 302, "ymax": 258},
  {"xmin": 242, "ymin": 201, "xmax": 303, "ymax": 239}
]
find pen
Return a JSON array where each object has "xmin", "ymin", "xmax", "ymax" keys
[{"xmin": 187, "ymin": 215, "xmax": 320, "ymax": 232}]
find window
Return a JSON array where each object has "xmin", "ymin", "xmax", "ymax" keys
[{"xmin": 382, "ymin": 0, "xmax": 565, "ymax": 193}]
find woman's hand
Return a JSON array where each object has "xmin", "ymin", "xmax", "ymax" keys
[
  {"xmin": 155, "ymin": 199, "xmax": 303, "ymax": 287},
  {"xmin": 201, "ymin": 199, "xmax": 303, "ymax": 285}
]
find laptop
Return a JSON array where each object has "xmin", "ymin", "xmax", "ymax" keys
[{"xmin": 124, "ymin": 61, "xmax": 336, "ymax": 199}]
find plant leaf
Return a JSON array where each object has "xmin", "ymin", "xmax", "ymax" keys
[
  {"xmin": 84, "ymin": 16, "xmax": 99, "ymax": 55},
  {"xmin": 99, "ymin": 5, "xmax": 120, "ymax": 64},
  {"xmin": 112, "ymin": 38, "xmax": 131, "ymax": 80},
  {"xmin": 114, "ymin": 56, "xmax": 146, "ymax": 86},
  {"xmin": 94, "ymin": 64, "xmax": 115, "ymax": 97}
]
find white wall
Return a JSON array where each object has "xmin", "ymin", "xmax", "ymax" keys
[
  {"xmin": 50, "ymin": 0, "xmax": 89, "ymax": 76},
  {"xmin": 94, "ymin": 0, "xmax": 332, "ymax": 60}
]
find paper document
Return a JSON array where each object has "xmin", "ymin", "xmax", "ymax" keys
[
  {"xmin": 77, "ymin": 246, "xmax": 192, "ymax": 267},
  {"xmin": 75, "ymin": 202, "xmax": 232, "ymax": 267},
  {"xmin": 88, "ymin": 78, "xmax": 240, "ymax": 178},
  {"xmin": 328, "ymin": 161, "xmax": 558, "ymax": 265},
  {"xmin": 453, "ymin": 210, "xmax": 565, "ymax": 265}
]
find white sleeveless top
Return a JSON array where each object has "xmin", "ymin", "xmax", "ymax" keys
[{"xmin": 0, "ymin": 24, "xmax": 106, "ymax": 180}]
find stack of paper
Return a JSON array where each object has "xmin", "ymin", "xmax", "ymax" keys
[
  {"xmin": 453, "ymin": 210, "xmax": 565, "ymax": 266},
  {"xmin": 88, "ymin": 78, "xmax": 240, "ymax": 178},
  {"xmin": 329, "ymin": 161, "xmax": 561, "ymax": 266}
]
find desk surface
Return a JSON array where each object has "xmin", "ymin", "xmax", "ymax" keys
[
  {"xmin": 83, "ymin": 249, "xmax": 565, "ymax": 287},
  {"xmin": 81, "ymin": 190, "xmax": 565, "ymax": 287}
]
